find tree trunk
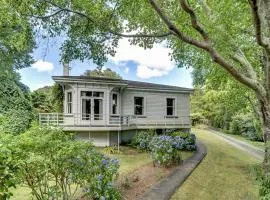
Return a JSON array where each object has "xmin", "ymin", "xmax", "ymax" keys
[{"xmin": 259, "ymin": 99, "xmax": 270, "ymax": 172}]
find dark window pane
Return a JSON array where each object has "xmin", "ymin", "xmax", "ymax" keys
[
  {"xmin": 134, "ymin": 97, "xmax": 144, "ymax": 115},
  {"xmin": 93, "ymin": 92, "xmax": 104, "ymax": 97},
  {"xmin": 167, "ymin": 98, "xmax": 173, "ymax": 106},
  {"xmin": 68, "ymin": 103, "xmax": 72, "ymax": 113},
  {"xmin": 113, "ymin": 105, "xmax": 117, "ymax": 114},
  {"xmin": 135, "ymin": 97, "xmax": 143, "ymax": 105},
  {"xmin": 112, "ymin": 94, "xmax": 118, "ymax": 114},
  {"xmin": 67, "ymin": 92, "xmax": 72, "ymax": 113},
  {"xmin": 167, "ymin": 107, "xmax": 173, "ymax": 116},
  {"xmin": 81, "ymin": 91, "xmax": 92, "ymax": 97},
  {"xmin": 135, "ymin": 106, "xmax": 143, "ymax": 115}
]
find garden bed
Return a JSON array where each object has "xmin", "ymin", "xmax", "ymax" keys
[{"xmin": 115, "ymin": 150, "xmax": 194, "ymax": 199}]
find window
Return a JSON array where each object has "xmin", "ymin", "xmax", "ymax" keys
[
  {"xmin": 134, "ymin": 97, "xmax": 144, "ymax": 115},
  {"xmin": 67, "ymin": 92, "xmax": 72, "ymax": 113},
  {"xmin": 81, "ymin": 91, "xmax": 92, "ymax": 97},
  {"xmin": 112, "ymin": 93, "xmax": 118, "ymax": 114},
  {"xmin": 166, "ymin": 98, "xmax": 175, "ymax": 116},
  {"xmin": 81, "ymin": 91, "xmax": 104, "ymax": 97}
]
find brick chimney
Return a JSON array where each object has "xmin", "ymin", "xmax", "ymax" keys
[{"xmin": 63, "ymin": 62, "xmax": 70, "ymax": 76}]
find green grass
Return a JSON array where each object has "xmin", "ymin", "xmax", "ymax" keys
[
  {"xmin": 171, "ymin": 128, "xmax": 261, "ymax": 200},
  {"xmin": 223, "ymin": 133, "xmax": 265, "ymax": 150}
]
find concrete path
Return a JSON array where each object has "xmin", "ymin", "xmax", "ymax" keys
[
  {"xmin": 207, "ymin": 129, "xmax": 264, "ymax": 161},
  {"xmin": 142, "ymin": 141, "xmax": 207, "ymax": 200}
]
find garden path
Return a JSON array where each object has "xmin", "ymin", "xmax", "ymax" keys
[{"xmin": 207, "ymin": 129, "xmax": 264, "ymax": 160}]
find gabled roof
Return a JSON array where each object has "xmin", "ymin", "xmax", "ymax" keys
[{"xmin": 52, "ymin": 76, "xmax": 194, "ymax": 93}]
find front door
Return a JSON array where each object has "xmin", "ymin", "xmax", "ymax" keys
[
  {"xmin": 93, "ymin": 98, "xmax": 103, "ymax": 121},
  {"xmin": 81, "ymin": 91, "xmax": 104, "ymax": 124}
]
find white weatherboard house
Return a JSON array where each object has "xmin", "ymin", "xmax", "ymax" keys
[{"xmin": 39, "ymin": 68, "xmax": 193, "ymax": 146}]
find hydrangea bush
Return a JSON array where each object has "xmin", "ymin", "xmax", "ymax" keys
[
  {"xmin": 0, "ymin": 127, "xmax": 121, "ymax": 200},
  {"xmin": 82, "ymin": 156, "xmax": 120, "ymax": 199},
  {"xmin": 149, "ymin": 135, "xmax": 182, "ymax": 166},
  {"xmin": 131, "ymin": 130, "xmax": 156, "ymax": 151},
  {"xmin": 131, "ymin": 130, "xmax": 197, "ymax": 167}
]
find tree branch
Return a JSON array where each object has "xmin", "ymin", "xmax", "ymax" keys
[
  {"xmin": 232, "ymin": 49, "xmax": 257, "ymax": 80},
  {"xmin": 30, "ymin": 9, "xmax": 64, "ymax": 19},
  {"xmin": 179, "ymin": 0, "xmax": 209, "ymax": 41},
  {"xmin": 248, "ymin": 0, "xmax": 270, "ymax": 51},
  {"xmin": 147, "ymin": 0, "xmax": 209, "ymax": 50},
  {"xmin": 108, "ymin": 31, "xmax": 172, "ymax": 38},
  {"xmin": 34, "ymin": 0, "xmax": 172, "ymax": 39}
]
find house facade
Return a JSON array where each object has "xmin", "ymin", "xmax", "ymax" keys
[{"xmin": 39, "ymin": 75, "xmax": 193, "ymax": 146}]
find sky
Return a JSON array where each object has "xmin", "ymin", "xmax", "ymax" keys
[{"xmin": 19, "ymin": 37, "xmax": 193, "ymax": 91}]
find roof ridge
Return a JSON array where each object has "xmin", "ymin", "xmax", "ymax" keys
[{"xmin": 52, "ymin": 76, "xmax": 194, "ymax": 91}]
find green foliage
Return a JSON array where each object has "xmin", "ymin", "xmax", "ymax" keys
[
  {"xmin": 0, "ymin": 75, "xmax": 33, "ymax": 135},
  {"xmin": 51, "ymin": 84, "xmax": 64, "ymax": 113},
  {"xmin": 31, "ymin": 84, "xmax": 64, "ymax": 113},
  {"xmin": 169, "ymin": 131, "xmax": 197, "ymax": 151},
  {"xmin": 254, "ymin": 165, "xmax": 270, "ymax": 199},
  {"xmin": 83, "ymin": 67, "xmax": 122, "ymax": 79},
  {"xmin": 230, "ymin": 113, "xmax": 263, "ymax": 141},
  {"xmin": 169, "ymin": 131, "xmax": 189, "ymax": 139},
  {"xmin": 131, "ymin": 130, "xmax": 156, "ymax": 151},
  {"xmin": 191, "ymin": 85, "xmax": 263, "ymax": 141},
  {"xmin": 149, "ymin": 135, "xmax": 182, "ymax": 167},
  {"xmin": 0, "ymin": 0, "xmax": 35, "ymax": 70},
  {"xmin": 103, "ymin": 145, "xmax": 122, "ymax": 155},
  {"xmin": 0, "ymin": 134, "xmax": 19, "ymax": 200},
  {"xmin": 0, "ymin": 127, "xmax": 120, "ymax": 200}
]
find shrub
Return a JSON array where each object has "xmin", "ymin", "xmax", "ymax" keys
[
  {"xmin": 149, "ymin": 136, "xmax": 182, "ymax": 167},
  {"xmin": 1, "ymin": 127, "xmax": 120, "ymax": 200},
  {"xmin": 230, "ymin": 113, "xmax": 263, "ymax": 141},
  {"xmin": 0, "ymin": 134, "xmax": 19, "ymax": 200},
  {"xmin": 169, "ymin": 131, "xmax": 197, "ymax": 151},
  {"xmin": 254, "ymin": 165, "xmax": 270, "ymax": 199},
  {"xmin": 131, "ymin": 130, "xmax": 156, "ymax": 151},
  {"xmin": 170, "ymin": 131, "xmax": 189, "ymax": 139}
]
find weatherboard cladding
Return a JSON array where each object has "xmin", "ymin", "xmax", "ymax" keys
[{"xmin": 52, "ymin": 76, "xmax": 193, "ymax": 92}]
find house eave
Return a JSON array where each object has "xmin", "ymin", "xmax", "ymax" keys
[{"xmin": 52, "ymin": 76, "xmax": 194, "ymax": 93}]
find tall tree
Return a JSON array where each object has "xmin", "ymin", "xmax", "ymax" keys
[
  {"xmin": 13, "ymin": 0, "xmax": 270, "ymax": 176},
  {"xmin": 83, "ymin": 67, "xmax": 122, "ymax": 79}
]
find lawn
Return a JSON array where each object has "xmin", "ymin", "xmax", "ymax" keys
[
  {"xmin": 171, "ymin": 128, "xmax": 261, "ymax": 200},
  {"xmin": 222, "ymin": 133, "xmax": 265, "ymax": 150}
]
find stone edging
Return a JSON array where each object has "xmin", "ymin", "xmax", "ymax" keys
[{"xmin": 141, "ymin": 141, "xmax": 207, "ymax": 200}]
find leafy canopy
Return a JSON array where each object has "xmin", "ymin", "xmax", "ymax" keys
[{"xmin": 83, "ymin": 67, "xmax": 122, "ymax": 79}]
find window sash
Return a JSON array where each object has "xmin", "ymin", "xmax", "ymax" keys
[
  {"xmin": 134, "ymin": 97, "xmax": 144, "ymax": 115},
  {"xmin": 166, "ymin": 98, "xmax": 175, "ymax": 116},
  {"xmin": 67, "ymin": 92, "xmax": 72, "ymax": 113},
  {"xmin": 112, "ymin": 94, "xmax": 118, "ymax": 114}
]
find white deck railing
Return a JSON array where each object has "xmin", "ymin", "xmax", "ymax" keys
[{"xmin": 39, "ymin": 113, "xmax": 190, "ymax": 128}]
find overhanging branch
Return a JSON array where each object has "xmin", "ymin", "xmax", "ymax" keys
[
  {"xmin": 179, "ymin": 0, "xmax": 209, "ymax": 41},
  {"xmin": 148, "ymin": 0, "xmax": 266, "ymax": 99},
  {"xmin": 248, "ymin": 0, "xmax": 270, "ymax": 51}
]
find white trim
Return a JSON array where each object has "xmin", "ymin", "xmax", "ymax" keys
[
  {"xmin": 111, "ymin": 92, "xmax": 120, "ymax": 115},
  {"xmin": 166, "ymin": 96, "xmax": 177, "ymax": 116}
]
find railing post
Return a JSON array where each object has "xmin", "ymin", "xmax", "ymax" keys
[
  {"xmin": 57, "ymin": 113, "xmax": 59, "ymax": 126},
  {"xmin": 39, "ymin": 114, "xmax": 41, "ymax": 126},
  {"xmin": 128, "ymin": 116, "xmax": 130, "ymax": 127}
]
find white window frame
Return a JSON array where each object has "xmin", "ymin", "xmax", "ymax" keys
[
  {"xmin": 111, "ymin": 92, "xmax": 119, "ymax": 115},
  {"xmin": 67, "ymin": 92, "xmax": 72, "ymax": 114},
  {"xmin": 134, "ymin": 96, "xmax": 145, "ymax": 116},
  {"xmin": 166, "ymin": 97, "xmax": 176, "ymax": 116}
]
